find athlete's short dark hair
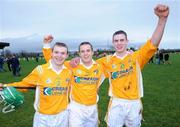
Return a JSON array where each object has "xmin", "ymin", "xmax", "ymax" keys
[{"xmin": 79, "ymin": 42, "xmax": 93, "ymax": 52}]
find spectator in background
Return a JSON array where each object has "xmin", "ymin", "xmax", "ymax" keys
[
  {"xmin": 164, "ymin": 53, "xmax": 171, "ymax": 64},
  {"xmin": 35, "ymin": 53, "xmax": 39, "ymax": 62},
  {"xmin": 0, "ymin": 56, "xmax": 4, "ymax": 72},
  {"xmin": 11, "ymin": 55, "xmax": 21, "ymax": 76},
  {"xmin": 6, "ymin": 56, "xmax": 12, "ymax": 72},
  {"xmin": 25, "ymin": 56, "xmax": 29, "ymax": 62},
  {"xmin": 159, "ymin": 51, "xmax": 164, "ymax": 64},
  {"xmin": 155, "ymin": 49, "xmax": 160, "ymax": 65}
]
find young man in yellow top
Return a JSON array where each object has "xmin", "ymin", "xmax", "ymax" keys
[
  {"xmin": 70, "ymin": 4, "xmax": 169, "ymax": 127},
  {"xmin": 0, "ymin": 42, "xmax": 72, "ymax": 127},
  {"xmin": 43, "ymin": 38, "xmax": 105, "ymax": 127},
  {"xmin": 98, "ymin": 4, "xmax": 169, "ymax": 127}
]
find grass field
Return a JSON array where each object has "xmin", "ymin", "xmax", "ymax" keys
[{"xmin": 0, "ymin": 53, "xmax": 179, "ymax": 127}]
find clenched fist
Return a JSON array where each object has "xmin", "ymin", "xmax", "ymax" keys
[
  {"xmin": 43, "ymin": 34, "xmax": 54, "ymax": 44},
  {"xmin": 154, "ymin": 4, "xmax": 169, "ymax": 19}
]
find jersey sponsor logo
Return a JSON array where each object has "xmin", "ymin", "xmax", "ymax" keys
[
  {"xmin": 43, "ymin": 87, "xmax": 68, "ymax": 95},
  {"xmin": 74, "ymin": 76, "xmax": 99, "ymax": 85},
  {"xmin": 75, "ymin": 76, "xmax": 81, "ymax": 83},
  {"xmin": 111, "ymin": 66, "xmax": 133, "ymax": 79}
]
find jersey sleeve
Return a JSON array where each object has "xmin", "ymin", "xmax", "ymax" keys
[
  {"xmin": 6, "ymin": 67, "xmax": 40, "ymax": 91},
  {"xmin": 96, "ymin": 56, "xmax": 111, "ymax": 78},
  {"xmin": 136, "ymin": 39, "xmax": 157, "ymax": 69},
  {"xmin": 64, "ymin": 60, "xmax": 72, "ymax": 70}
]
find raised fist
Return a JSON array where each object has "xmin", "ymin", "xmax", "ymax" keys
[
  {"xmin": 43, "ymin": 35, "xmax": 54, "ymax": 44},
  {"xmin": 154, "ymin": 4, "xmax": 169, "ymax": 18}
]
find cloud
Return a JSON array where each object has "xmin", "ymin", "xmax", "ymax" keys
[{"xmin": 0, "ymin": 0, "xmax": 179, "ymax": 49}]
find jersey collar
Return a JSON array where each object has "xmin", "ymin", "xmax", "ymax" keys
[
  {"xmin": 80, "ymin": 59, "xmax": 96, "ymax": 69},
  {"xmin": 47, "ymin": 60, "xmax": 67, "ymax": 74},
  {"xmin": 113, "ymin": 51, "xmax": 133, "ymax": 59}
]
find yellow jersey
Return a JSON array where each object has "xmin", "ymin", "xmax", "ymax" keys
[
  {"xmin": 97, "ymin": 40, "xmax": 157, "ymax": 99},
  {"xmin": 43, "ymin": 48, "xmax": 105, "ymax": 105},
  {"xmin": 70, "ymin": 60, "xmax": 104, "ymax": 105},
  {"xmin": 7, "ymin": 61, "xmax": 72, "ymax": 115}
]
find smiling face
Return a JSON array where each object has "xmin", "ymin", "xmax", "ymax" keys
[
  {"xmin": 51, "ymin": 45, "xmax": 68, "ymax": 66},
  {"xmin": 79, "ymin": 43, "xmax": 94, "ymax": 65},
  {"xmin": 113, "ymin": 33, "xmax": 128, "ymax": 54}
]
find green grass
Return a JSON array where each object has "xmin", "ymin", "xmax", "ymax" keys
[{"xmin": 0, "ymin": 54, "xmax": 180, "ymax": 127}]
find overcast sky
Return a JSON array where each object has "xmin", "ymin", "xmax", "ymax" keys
[{"xmin": 0, "ymin": 0, "xmax": 179, "ymax": 49}]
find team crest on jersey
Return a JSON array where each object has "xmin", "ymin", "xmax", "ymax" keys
[
  {"xmin": 55, "ymin": 77, "xmax": 61, "ymax": 86},
  {"xmin": 120, "ymin": 64, "xmax": 125, "ymax": 69},
  {"xmin": 112, "ymin": 64, "xmax": 117, "ymax": 69},
  {"xmin": 46, "ymin": 78, "xmax": 52, "ymax": 84},
  {"xmin": 76, "ymin": 69, "xmax": 82, "ymax": 74},
  {"xmin": 93, "ymin": 69, "xmax": 99, "ymax": 75}
]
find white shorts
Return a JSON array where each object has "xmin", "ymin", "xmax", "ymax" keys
[
  {"xmin": 33, "ymin": 109, "xmax": 69, "ymax": 127},
  {"xmin": 69, "ymin": 101, "xmax": 98, "ymax": 127},
  {"xmin": 106, "ymin": 98, "xmax": 142, "ymax": 127}
]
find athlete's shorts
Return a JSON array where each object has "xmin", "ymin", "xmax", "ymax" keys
[
  {"xmin": 33, "ymin": 109, "xmax": 69, "ymax": 127},
  {"xmin": 106, "ymin": 97, "xmax": 142, "ymax": 127},
  {"xmin": 69, "ymin": 100, "xmax": 98, "ymax": 127}
]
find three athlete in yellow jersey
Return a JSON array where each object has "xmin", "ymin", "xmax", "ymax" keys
[{"xmin": 0, "ymin": 4, "xmax": 169, "ymax": 127}]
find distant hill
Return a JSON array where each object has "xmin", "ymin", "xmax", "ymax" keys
[{"xmin": 0, "ymin": 34, "xmax": 145, "ymax": 53}]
